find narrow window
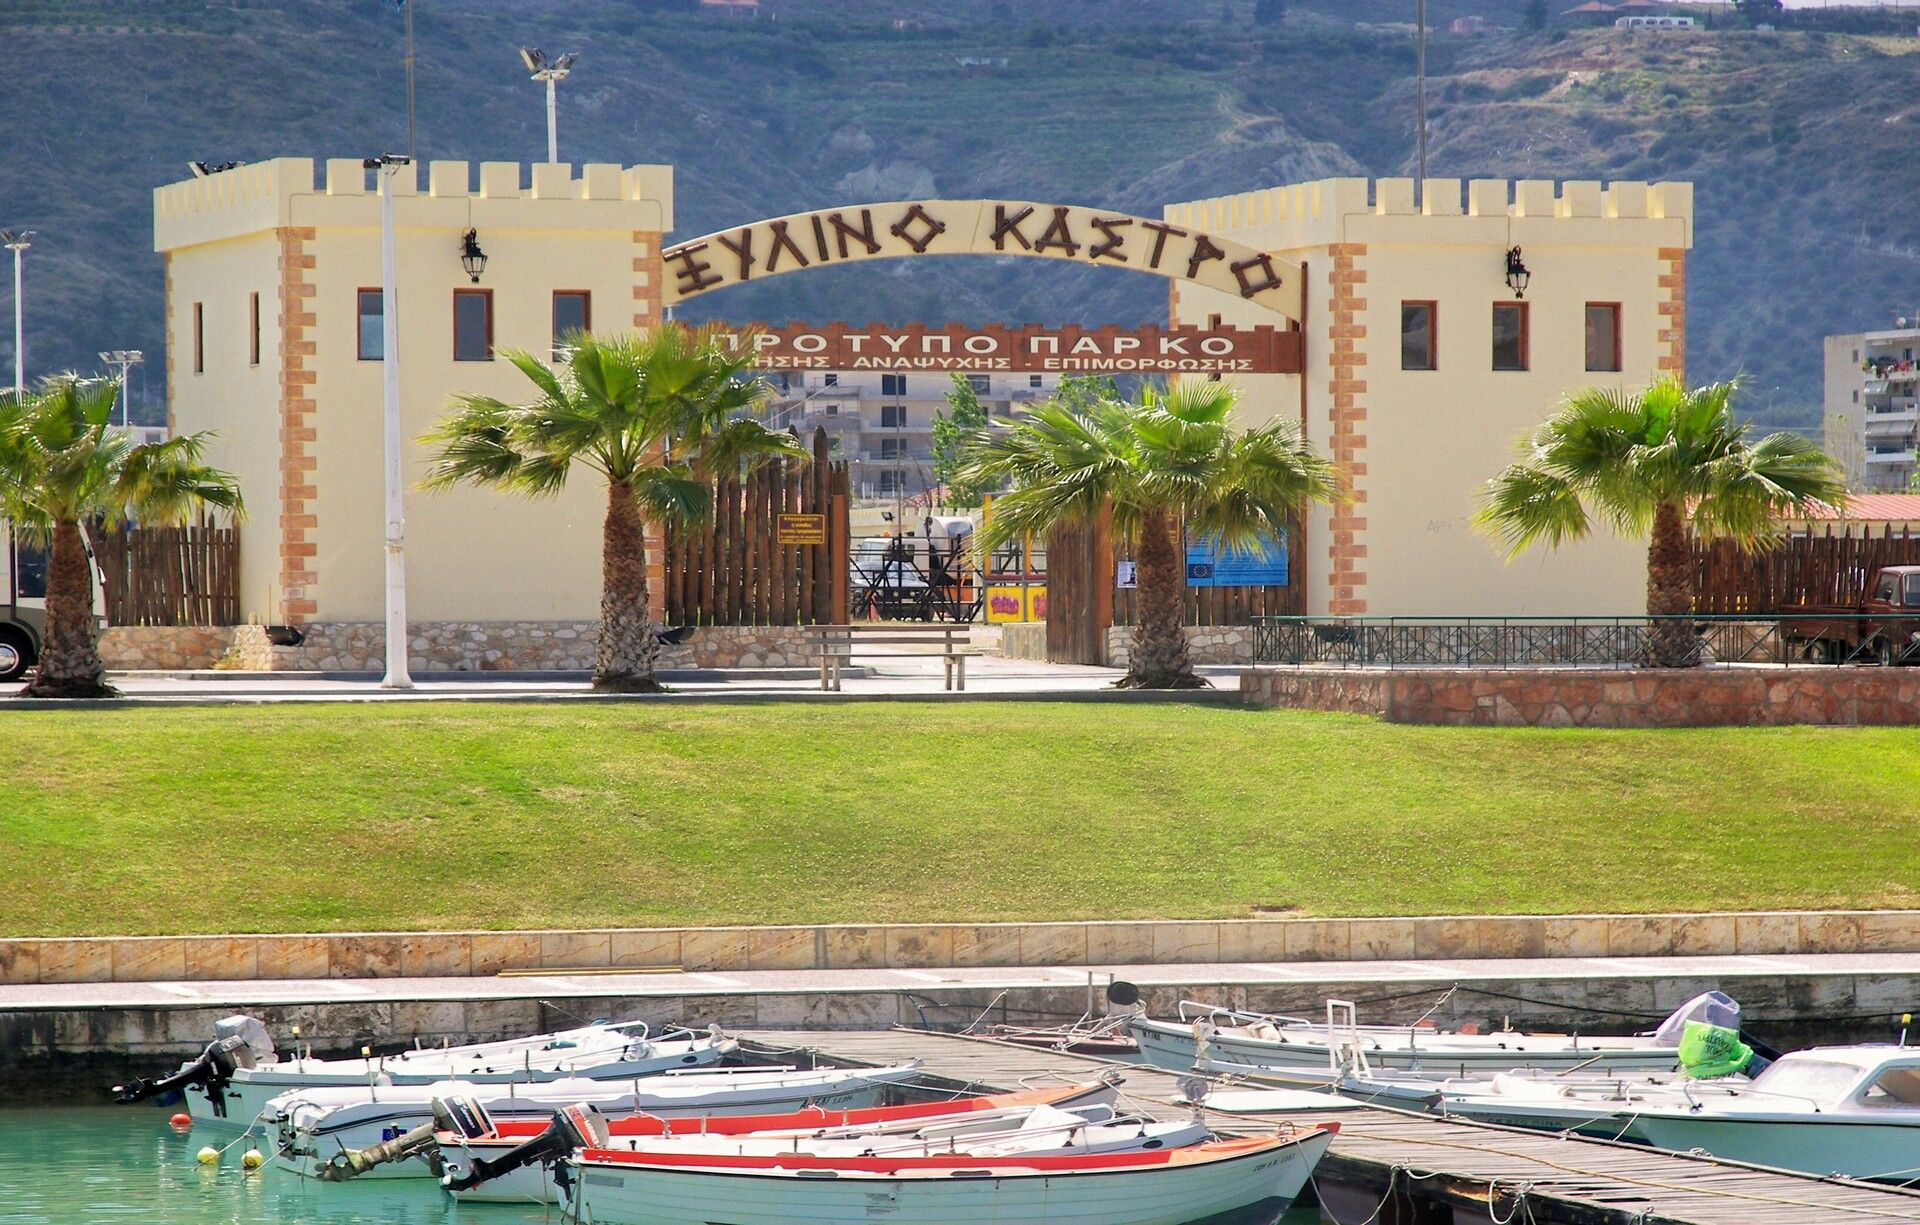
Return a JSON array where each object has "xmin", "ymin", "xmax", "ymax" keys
[
  {"xmin": 1401, "ymin": 301, "xmax": 1436, "ymax": 371},
  {"xmin": 552, "ymin": 290, "xmax": 590, "ymax": 356},
  {"xmin": 966, "ymin": 373, "xmax": 991, "ymax": 394},
  {"xmin": 880, "ymin": 404, "xmax": 906, "ymax": 428},
  {"xmin": 1585, "ymin": 303, "xmax": 1621, "ymax": 372},
  {"xmin": 357, "ymin": 289, "xmax": 384, "ymax": 361},
  {"xmin": 824, "ymin": 373, "xmax": 839, "ymax": 387},
  {"xmin": 248, "ymin": 292, "xmax": 261, "ymax": 366},
  {"xmin": 192, "ymin": 302, "xmax": 204, "ymax": 373},
  {"xmin": 1029, "ymin": 374, "xmax": 1044, "ymax": 388},
  {"xmin": 1492, "ymin": 302, "xmax": 1529, "ymax": 372},
  {"xmin": 881, "ymin": 373, "xmax": 907, "ymax": 397},
  {"xmin": 453, "ymin": 289, "xmax": 493, "ymax": 362}
]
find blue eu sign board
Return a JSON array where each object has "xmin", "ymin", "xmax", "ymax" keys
[{"xmin": 1185, "ymin": 532, "xmax": 1288, "ymax": 588}]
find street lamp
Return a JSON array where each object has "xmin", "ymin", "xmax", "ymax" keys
[
  {"xmin": 518, "ymin": 47, "xmax": 579, "ymax": 163},
  {"xmin": 1, "ymin": 229, "xmax": 33, "ymax": 396},
  {"xmin": 363, "ymin": 154, "xmax": 414, "ymax": 690},
  {"xmin": 1505, "ymin": 247, "xmax": 1531, "ymax": 299},
  {"xmin": 459, "ymin": 229, "xmax": 488, "ymax": 282},
  {"xmin": 98, "ymin": 350, "xmax": 144, "ymax": 426}
]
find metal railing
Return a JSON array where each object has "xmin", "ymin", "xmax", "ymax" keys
[{"xmin": 1251, "ymin": 614, "xmax": 1920, "ymax": 669}]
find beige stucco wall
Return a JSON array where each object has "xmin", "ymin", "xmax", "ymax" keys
[
  {"xmin": 1169, "ymin": 177, "xmax": 1690, "ymax": 618},
  {"xmin": 157, "ymin": 158, "xmax": 672, "ymax": 624}
]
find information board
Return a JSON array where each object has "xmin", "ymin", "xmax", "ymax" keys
[{"xmin": 1185, "ymin": 532, "xmax": 1288, "ymax": 588}]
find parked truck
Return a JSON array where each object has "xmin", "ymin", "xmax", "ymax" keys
[{"xmin": 1781, "ymin": 565, "xmax": 1920, "ymax": 664}]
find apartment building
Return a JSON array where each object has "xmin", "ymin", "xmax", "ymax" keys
[
  {"xmin": 761, "ymin": 369, "xmax": 1060, "ymax": 500},
  {"xmin": 1824, "ymin": 325, "xmax": 1920, "ymax": 492}
]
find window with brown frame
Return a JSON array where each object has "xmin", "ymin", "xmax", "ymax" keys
[
  {"xmin": 552, "ymin": 290, "xmax": 590, "ymax": 356},
  {"xmin": 357, "ymin": 289, "xmax": 383, "ymax": 361},
  {"xmin": 1492, "ymin": 301, "xmax": 1529, "ymax": 372},
  {"xmin": 1402, "ymin": 301, "xmax": 1437, "ymax": 371},
  {"xmin": 248, "ymin": 292, "xmax": 261, "ymax": 366},
  {"xmin": 453, "ymin": 289, "xmax": 493, "ymax": 362},
  {"xmin": 192, "ymin": 302, "xmax": 204, "ymax": 374},
  {"xmin": 1585, "ymin": 302, "xmax": 1622, "ymax": 372}
]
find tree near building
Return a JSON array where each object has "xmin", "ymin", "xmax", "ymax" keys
[
  {"xmin": 1734, "ymin": 0, "xmax": 1785, "ymax": 23},
  {"xmin": 958, "ymin": 380, "xmax": 1338, "ymax": 689},
  {"xmin": 930, "ymin": 374, "xmax": 992, "ymax": 509},
  {"xmin": 1477, "ymin": 377, "xmax": 1843, "ymax": 667},
  {"xmin": 0, "ymin": 375, "xmax": 242, "ymax": 698},
  {"xmin": 422, "ymin": 328, "xmax": 802, "ymax": 693}
]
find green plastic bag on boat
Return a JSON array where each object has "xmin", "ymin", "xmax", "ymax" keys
[{"xmin": 1677, "ymin": 1019, "xmax": 1752, "ymax": 1080}]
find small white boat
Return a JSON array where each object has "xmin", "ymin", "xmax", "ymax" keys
[
  {"xmin": 439, "ymin": 1080, "xmax": 1191, "ymax": 1205},
  {"xmin": 1429, "ymin": 1068, "xmax": 1743, "ymax": 1140},
  {"xmin": 113, "ymin": 1013, "xmax": 731, "ymax": 1128},
  {"xmin": 1131, "ymin": 994, "xmax": 1738, "ymax": 1079},
  {"xmin": 266, "ymin": 1062, "xmax": 925, "ymax": 1180},
  {"xmin": 562, "ymin": 1128, "xmax": 1337, "ymax": 1225},
  {"xmin": 1603, "ymin": 1046, "xmax": 1920, "ymax": 1180}
]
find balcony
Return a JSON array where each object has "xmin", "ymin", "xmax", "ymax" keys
[
  {"xmin": 1866, "ymin": 404, "xmax": 1919, "ymax": 432},
  {"xmin": 1865, "ymin": 448, "xmax": 1915, "ymax": 465}
]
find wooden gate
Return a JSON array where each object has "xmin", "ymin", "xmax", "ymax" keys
[
  {"xmin": 1044, "ymin": 514, "xmax": 1112, "ymax": 665},
  {"xmin": 662, "ymin": 428, "xmax": 849, "ymax": 625},
  {"xmin": 1692, "ymin": 523, "xmax": 1920, "ymax": 614},
  {"xmin": 93, "ymin": 521, "xmax": 240, "ymax": 627}
]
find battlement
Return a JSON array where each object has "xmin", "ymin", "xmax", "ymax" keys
[
  {"xmin": 154, "ymin": 158, "xmax": 674, "ymax": 251},
  {"xmin": 1167, "ymin": 177, "xmax": 1692, "ymax": 249}
]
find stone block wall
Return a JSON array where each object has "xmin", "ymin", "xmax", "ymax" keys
[
  {"xmin": 1106, "ymin": 625, "xmax": 1253, "ymax": 669},
  {"xmin": 997, "ymin": 622, "xmax": 1048, "ymax": 661},
  {"xmin": 1243, "ymin": 665, "xmax": 1920, "ymax": 727}
]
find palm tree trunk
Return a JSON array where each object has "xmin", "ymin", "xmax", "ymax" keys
[
  {"xmin": 1644, "ymin": 499, "xmax": 1698, "ymax": 668},
  {"xmin": 594, "ymin": 479, "xmax": 665, "ymax": 693},
  {"xmin": 1123, "ymin": 508, "xmax": 1202, "ymax": 689},
  {"xmin": 22, "ymin": 519, "xmax": 114, "ymax": 698}
]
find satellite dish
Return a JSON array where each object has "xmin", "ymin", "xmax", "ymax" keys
[
  {"xmin": 1106, "ymin": 979, "xmax": 1140, "ymax": 1007},
  {"xmin": 1177, "ymin": 1075, "xmax": 1211, "ymax": 1105}
]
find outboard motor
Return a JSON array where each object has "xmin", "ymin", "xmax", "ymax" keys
[
  {"xmin": 112, "ymin": 1015, "xmax": 276, "ymax": 1116},
  {"xmin": 441, "ymin": 1102, "xmax": 609, "ymax": 1193},
  {"xmin": 316, "ymin": 1096, "xmax": 474, "ymax": 1182}
]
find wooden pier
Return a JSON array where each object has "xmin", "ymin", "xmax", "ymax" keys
[{"xmin": 741, "ymin": 1028, "xmax": 1920, "ymax": 1225}]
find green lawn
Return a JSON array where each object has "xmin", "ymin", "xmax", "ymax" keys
[{"xmin": 1, "ymin": 703, "xmax": 1916, "ymax": 937}]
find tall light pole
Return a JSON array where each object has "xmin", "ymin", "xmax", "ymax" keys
[
  {"xmin": 519, "ymin": 48, "xmax": 578, "ymax": 163},
  {"xmin": 98, "ymin": 350, "xmax": 144, "ymax": 426},
  {"xmin": 365, "ymin": 155, "xmax": 414, "ymax": 690},
  {"xmin": 1, "ymin": 230, "xmax": 32, "ymax": 396},
  {"xmin": 1416, "ymin": 0, "xmax": 1428, "ymax": 186}
]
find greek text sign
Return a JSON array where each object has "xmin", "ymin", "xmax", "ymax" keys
[
  {"xmin": 775, "ymin": 513, "xmax": 827, "ymax": 546},
  {"xmin": 726, "ymin": 323, "xmax": 1302, "ymax": 375},
  {"xmin": 663, "ymin": 200, "xmax": 1303, "ymax": 321}
]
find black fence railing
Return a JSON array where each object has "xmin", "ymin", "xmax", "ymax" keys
[{"xmin": 1251, "ymin": 615, "xmax": 1920, "ymax": 669}]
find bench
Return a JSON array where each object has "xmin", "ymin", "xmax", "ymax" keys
[{"xmin": 804, "ymin": 623, "xmax": 976, "ymax": 692}]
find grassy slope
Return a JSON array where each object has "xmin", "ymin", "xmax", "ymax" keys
[
  {"xmin": 2, "ymin": 702, "xmax": 1917, "ymax": 937},
  {"xmin": 5, "ymin": 3, "xmax": 1918, "ymax": 427}
]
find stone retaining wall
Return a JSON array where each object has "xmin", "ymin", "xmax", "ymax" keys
[
  {"xmin": 1106, "ymin": 625, "xmax": 1253, "ymax": 669},
  {"xmin": 7, "ymin": 911, "xmax": 1915, "ymax": 985},
  {"xmin": 997, "ymin": 622, "xmax": 1048, "ymax": 661},
  {"xmin": 1243, "ymin": 666, "xmax": 1920, "ymax": 727},
  {"xmin": 96, "ymin": 623, "xmax": 816, "ymax": 672}
]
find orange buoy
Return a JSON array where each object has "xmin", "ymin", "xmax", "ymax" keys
[{"xmin": 169, "ymin": 1113, "xmax": 192, "ymax": 1129}]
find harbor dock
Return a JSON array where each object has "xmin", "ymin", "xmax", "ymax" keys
[{"xmin": 741, "ymin": 1029, "xmax": 1920, "ymax": 1225}]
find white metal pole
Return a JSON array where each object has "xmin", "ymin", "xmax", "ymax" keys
[
  {"xmin": 11, "ymin": 246, "xmax": 22, "ymax": 397},
  {"xmin": 116, "ymin": 360, "xmax": 128, "ymax": 426},
  {"xmin": 378, "ymin": 165, "xmax": 413, "ymax": 690},
  {"xmin": 545, "ymin": 75, "xmax": 559, "ymax": 163}
]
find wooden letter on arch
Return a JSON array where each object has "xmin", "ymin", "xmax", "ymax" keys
[{"xmin": 661, "ymin": 199, "xmax": 1303, "ymax": 322}]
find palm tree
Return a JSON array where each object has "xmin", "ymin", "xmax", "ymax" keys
[
  {"xmin": 0, "ymin": 375, "xmax": 243, "ymax": 698},
  {"xmin": 1477, "ymin": 376, "xmax": 1844, "ymax": 667},
  {"xmin": 421, "ymin": 327, "xmax": 802, "ymax": 693},
  {"xmin": 958, "ymin": 381, "xmax": 1339, "ymax": 689}
]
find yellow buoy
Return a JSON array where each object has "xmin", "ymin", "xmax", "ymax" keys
[
  {"xmin": 240, "ymin": 1149, "xmax": 265, "ymax": 1171},
  {"xmin": 195, "ymin": 1146, "xmax": 219, "ymax": 1165}
]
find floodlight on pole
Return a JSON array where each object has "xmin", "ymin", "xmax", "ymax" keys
[
  {"xmin": 363, "ymin": 154, "xmax": 414, "ymax": 690},
  {"xmin": 98, "ymin": 350, "xmax": 144, "ymax": 426},
  {"xmin": 519, "ymin": 47, "xmax": 579, "ymax": 163},
  {"xmin": 0, "ymin": 229, "xmax": 32, "ymax": 397}
]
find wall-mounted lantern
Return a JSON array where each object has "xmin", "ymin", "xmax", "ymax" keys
[
  {"xmin": 460, "ymin": 229, "xmax": 488, "ymax": 283},
  {"xmin": 1505, "ymin": 246, "xmax": 1531, "ymax": 299}
]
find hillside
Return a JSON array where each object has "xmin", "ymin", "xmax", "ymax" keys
[{"xmin": 3, "ymin": 0, "xmax": 1918, "ymax": 430}]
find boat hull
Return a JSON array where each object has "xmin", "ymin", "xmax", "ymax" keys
[
  {"xmin": 1132, "ymin": 1018, "xmax": 1676, "ymax": 1078},
  {"xmin": 1628, "ymin": 1114, "xmax": 1920, "ymax": 1181},
  {"xmin": 568, "ymin": 1133, "xmax": 1332, "ymax": 1225}
]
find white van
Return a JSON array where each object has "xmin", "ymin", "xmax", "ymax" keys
[{"xmin": 0, "ymin": 521, "xmax": 48, "ymax": 681}]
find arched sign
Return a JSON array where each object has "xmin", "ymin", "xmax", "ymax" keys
[{"xmin": 662, "ymin": 199, "xmax": 1303, "ymax": 322}]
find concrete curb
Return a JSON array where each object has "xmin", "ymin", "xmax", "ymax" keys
[{"xmin": 8, "ymin": 910, "xmax": 1918, "ymax": 986}]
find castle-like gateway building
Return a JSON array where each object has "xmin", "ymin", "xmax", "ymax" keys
[{"xmin": 155, "ymin": 160, "xmax": 1689, "ymax": 661}]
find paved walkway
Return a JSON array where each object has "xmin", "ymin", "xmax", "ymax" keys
[
  {"xmin": 3, "ymin": 655, "xmax": 1246, "ymax": 706},
  {"xmin": 8, "ymin": 950, "xmax": 1915, "ymax": 1012}
]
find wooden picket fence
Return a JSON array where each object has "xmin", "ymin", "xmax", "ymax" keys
[
  {"xmin": 662, "ymin": 429, "xmax": 850, "ymax": 626},
  {"xmin": 93, "ymin": 521, "xmax": 240, "ymax": 627},
  {"xmin": 1692, "ymin": 523, "xmax": 1920, "ymax": 614}
]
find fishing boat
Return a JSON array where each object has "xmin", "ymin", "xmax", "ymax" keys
[
  {"xmin": 1429, "ymin": 1068, "xmax": 1739, "ymax": 1141},
  {"xmin": 1131, "ymin": 993, "xmax": 1739, "ymax": 1079},
  {"xmin": 561, "ymin": 1127, "xmax": 1337, "ymax": 1225},
  {"xmin": 439, "ymin": 1079, "xmax": 1178, "ymax": 1204},
  {"xmin": 112, "ymin": 1013, "xmax": 731, "ymax": 1128},
  {"xmin": 265, "ymin": 1061, "xmax": 925, "ymax": 1180}
]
